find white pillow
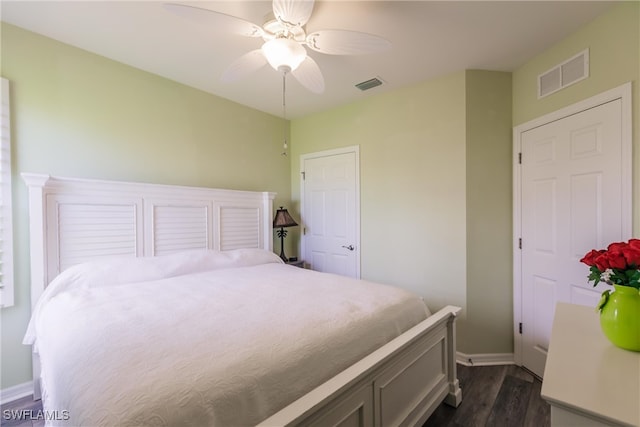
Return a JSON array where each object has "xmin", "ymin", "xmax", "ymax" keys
[{"xmin": 23, "ymin": 248, "xmax": 283, "ymax": 347}]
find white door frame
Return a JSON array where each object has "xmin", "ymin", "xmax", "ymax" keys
[
  {"xmin": 300, "ymin": 145, "xmax": 361, "ymax": 278},
  {"xmin": 513, "ymin": 82, "xmax": 633, "ymax": 366}
]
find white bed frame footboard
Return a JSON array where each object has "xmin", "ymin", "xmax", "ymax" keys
[
  {"xmin": 23, "ymin": 174, "xmax": 462, "ymax": 426},
  {"xmin": 259, "ymin": 305, "xmax": 461, "ymax": 427}
]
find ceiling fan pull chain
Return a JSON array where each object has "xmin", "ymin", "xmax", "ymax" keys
[
  {"xmin": 281, "ymin": 71, "xmax": 288, "ymax": 156},
  {"xmin": 282, "ymin": 71, "xmax": 287, "ymax": 119}
]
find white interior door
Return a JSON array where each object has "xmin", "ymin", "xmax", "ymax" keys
[
  {"xmin": 301, "ymin": 147, "xmax": 359, "ymax": 278},
  {"xmin": 517, "ymin": 90, "xmax": 631, "ymax": 378}
]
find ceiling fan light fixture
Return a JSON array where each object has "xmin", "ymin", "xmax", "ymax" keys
[{"xmin": 262, "ymin": 38, "xmax": 307, "ymax": 72}]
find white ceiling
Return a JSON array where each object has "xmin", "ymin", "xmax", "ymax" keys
[{"xmin": 1, "ymin": 0, "xmax": 615, "ymax": 118}]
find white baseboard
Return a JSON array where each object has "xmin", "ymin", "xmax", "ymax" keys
[
  {"xmin": 0, "ymin": 381, "xmax": 33, "ymax": 405},
  {"xmin": 456, "ymin": 351, "xmax": 515, "ymax": 366}
]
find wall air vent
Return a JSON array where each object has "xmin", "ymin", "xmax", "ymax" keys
[
  {"xmin": 538, "ymin": 49, "xmax": 589, "ymax": 99},
  {"xmin": 355, "ymin": 77, "xmax": 383, "ymax": 91}
]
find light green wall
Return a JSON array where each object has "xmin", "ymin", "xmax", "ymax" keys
[
  {"xmin": 513, "ymin": 1, "xmax": 640, "ymax": 233},
  {"xmin": 1, "ymin": 0, "xmax": 637, "ymax": 390},
  {"xmin": 291, "ymin": 71, "xmax": 469, "ymax": 319},
  {"xmin": 290, "ymin": 1, "xmax": 637, "ymax": 356},
  {"xmin": 461, "ymin": 70, "xmax": 513, "ymax": 353},
  {"xmin": 290, "ymin": 70, "xmax": 513, "ymax": 355},
  {"xmin": 1, "ymin": 23, "xmax": 291, "ymax": 389}
]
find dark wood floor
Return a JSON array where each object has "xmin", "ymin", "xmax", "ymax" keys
[
  {"xmin": 1, "ymin": 364, "xmax": 548, "ymax": 427},
  {"xmin": 424, "ymin": 364, "xmax": 550, "ymax": 427},
  {"xmin": 1, "ymin": 394, "xmax": 44, "ymax": 427}
]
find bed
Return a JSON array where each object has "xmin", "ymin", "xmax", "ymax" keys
[{"xmin": 22, "ymin": 174, "xmax": 462, "ymax": 427}]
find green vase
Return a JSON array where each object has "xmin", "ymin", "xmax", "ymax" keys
[{"xmin": 599, "ymin": 285, "xmax": 640, "ymax": 352}]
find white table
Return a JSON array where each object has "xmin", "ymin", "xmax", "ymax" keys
[{"xmin": 541, "ymin": 303, "xmax": 640, "ymax": 426}]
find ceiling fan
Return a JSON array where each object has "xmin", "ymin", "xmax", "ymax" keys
[{"xmin": 164, "ymin": 0, "xmax": 391, "ymax": 94}]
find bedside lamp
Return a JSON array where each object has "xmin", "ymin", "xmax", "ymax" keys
[{"xmin": 273, "ymin": 206, "xmax": 298, "ymax": 262}]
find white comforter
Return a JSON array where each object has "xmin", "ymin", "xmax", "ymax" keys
[{"xmin": 24, "ymin": 249, "xmax": 430, "ymax": 426}]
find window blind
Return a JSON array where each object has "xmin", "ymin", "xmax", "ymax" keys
[{"xmin": 1, "ymin": 78, "xmax": 14, "ymax": 307}]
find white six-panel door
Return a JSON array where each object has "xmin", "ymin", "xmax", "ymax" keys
[
  {"xmin": 301, "ymin": 147, "xmax": 360, "ymax": 278},
  {"xmin": 515, "ymin": 83, "xmax": 632, "ymax": 378}
]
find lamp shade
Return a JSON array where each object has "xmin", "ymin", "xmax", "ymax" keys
[
  {"xmin": 273, "ymin": 207, "xmax": 298, "ymax": 228},
  {"xmin": 262, "ymin": 38, "xmax": 307, "ymax": 72}
]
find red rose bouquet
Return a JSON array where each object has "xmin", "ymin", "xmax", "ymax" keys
[{"xmin": 580, "ymin": 239, "xmax": 640, "ymax": 290}]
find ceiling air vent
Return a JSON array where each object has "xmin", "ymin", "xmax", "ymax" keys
[
  {"xmin": 355, "ymin": 77, "xmax": 383, "ymax": 91},
  {"xmin": 538, "ymin": 49, "xmax": 589, "ymax": 98}
]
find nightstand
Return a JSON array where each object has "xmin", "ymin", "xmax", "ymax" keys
[
  {"xmin": 286, "ymin": 260, "xmax": 305, "ymax": 268},
  {"xmin": 542, "ymin": 303, "xmax": 640, "ymax": 426}
]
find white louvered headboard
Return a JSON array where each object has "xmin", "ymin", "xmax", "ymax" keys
[{"xmin": 23, "ymin": 173, "xmax": 276, "ymax": 308}]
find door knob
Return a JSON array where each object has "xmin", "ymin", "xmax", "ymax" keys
[{"xmin": 342, "ymin": 245, "xmax": 355, "ymax": 251}]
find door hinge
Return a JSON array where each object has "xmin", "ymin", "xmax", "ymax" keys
[
  {"xmin": 519, "ymin": 323, "xmax": 523, "ymax": 334},
  {"xmin": 303, "ymin": 227, "xmax": 306, "ymax": 235},
  {"xmin": 518, "ymin": 238, "xmax": 522, "ymax": 249},
  {"xmin": 518, "ymin": 152, "xmax": 522, "ymax": 164},
  {"xmin": 301, "ymin": 171, "xmax": 306, "ymax": 180}
]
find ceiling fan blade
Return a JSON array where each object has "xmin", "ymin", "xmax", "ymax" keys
[
  {"xmin": 306, "ymin": 30, "xmax": 391, "ymax": 55},
  {"xmin": 164, "ymin": 3, "xmax": 263, "ymax": 37},
  {"xmin": 291, "ymin": 56, "xmax": 325, "ymax": 94},
  {"xmin": 273, "ymin": 0, "xmax": 315, "ymax": 28},
  {"xmin": 221, "ymin": 50, "xmax": 267, "ymax": 83}
]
